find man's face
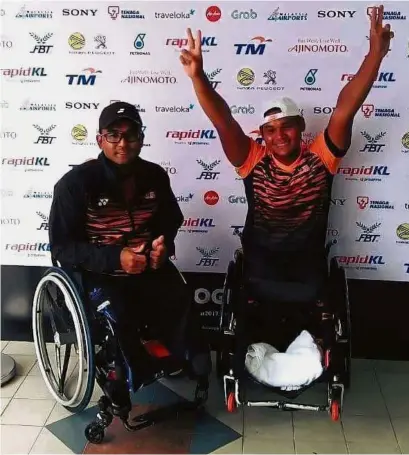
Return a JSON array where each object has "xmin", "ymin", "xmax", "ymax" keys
[
  {"xmin": 97, "ymin": 119, "xmax": 142, "ymax": 165},
  {"xmin": 261, "ymin": 116, "xmax": 304, "ymax": 162}
]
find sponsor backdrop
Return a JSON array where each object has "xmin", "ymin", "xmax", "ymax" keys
[{"xmin": 1, "ymin": 1, "xmax": 409, "ymax": 301}]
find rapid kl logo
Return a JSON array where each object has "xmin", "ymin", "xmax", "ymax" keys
[
  {"xmin": 166, "ymin": 129, "xmax": 217, "ymax": 146},
  {"xmin": 336, "ymin": 254, "xmax": 386, "ymax": 270},
  {"xmin": 179, "ymin": 217, "xmax": 216, "ymax": 234},
  {"xmin": 66, "ymin": 68, "xmax": 102, "ymax": 85},
  {"xmin": 4, "ymin": 242, "xmax": 51, "ymax": 257},
  {"xmin": 359, "ymin": 131, "xmax": 386, "ymax": 153},
  {"xmin": 196, "ymin": 159, "xmax": 221, "ymax": 180},
  {"xmin": 234, "ymin": 36, "xmax": 272, "ymax": 55},
  {"xmin": 342, "ymin": 72, "xmax": 395, "ymax": 89},
  {"xmin": 196, "ymin": 247, "xmax": 220, "ymax": 267},
  {"xmin": 337, "ymin": 165, "xmax": 390, "ymax": 182},
  {"xmin": 36, "ymin": 211, "xmax": 49, "ymax": 230},
  {"xmin": 166, "ymin": 36, "xmax": 217, "ymax": 52},
  {"xmin": 355, "ymin": 222, "xmax": 381, "ymax": 242}
]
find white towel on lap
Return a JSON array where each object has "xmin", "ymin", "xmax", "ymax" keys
[{"xmin": 245, "ymin": 330, "xmax": 323, "ymax": 390}]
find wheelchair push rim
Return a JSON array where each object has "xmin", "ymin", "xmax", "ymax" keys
[{"xmin": 32, "ymin": 269, "xmax": 95, "ymax": 411}]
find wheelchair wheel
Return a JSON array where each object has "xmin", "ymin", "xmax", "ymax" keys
[{"xmin": 32, "ymin": 267, "xmax": 95, "ymax": 412}]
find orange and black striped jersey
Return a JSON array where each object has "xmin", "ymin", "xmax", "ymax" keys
[{"xmin": 236, "ymin": 130, "xmax": 343, "ymax": 255}]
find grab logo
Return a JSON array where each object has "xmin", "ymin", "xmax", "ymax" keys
[
  {"xmin": 206, "ymin": 5, "xmax": 221, "ymax": 22},
  {"xmin": 204, "ymin": 190, "xmax": 219, "ymax": 206}
]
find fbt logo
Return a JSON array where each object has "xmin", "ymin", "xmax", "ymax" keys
[
  {"xmin": 29, "ymin": 32, "xmax": 53, "ymax": 53},
  {"xmin": 360, "ymin": 131, "xmax": 386, "ymax": 153},
  {"xmin": 36, "ymin": 211, "xmax": 49, "ymax": 230},
  {"xmin": 231, "ymin": 9, "xmax": 257, "ymax": 19},
  {"xmin": 356, "ymin": 221, "xmax": 381, "ymax": 242},
  {"xmin": 205, "ymin": 68, "xmax": 222, "ymax": 90},
  {"xmin": 194, "ymin": 288, "xmax": 223, "ymax": 305},
  {"xmin": 337, "ymin": 165, "xmax": 390, "ymax": 182},
  {"xmin": 33, "ymin": 124, "xmax": 56, "ymax": 144},
  {"xmin": 66, "ymin": 68, "xmax": 102, "ymax": 85},
  {"xmin": 166, "ymin": 129, "xmax": 216, "ymax": 145},
  {"xmin": 196, "ymin": 159, "xmax": 221, "ymax": 180},
  {"xmin": 231, "ymin": 225, "xmax": 244, "ymax": 237},
  {"xmin": 204, "ymin": 191, "xmax": 219, "ymax": 206},
  {"xmin": 196, "ymin": 247, "xmax": 220, "ymax": 267},
  {"xmin": 234, "ymin": 37, "xmax": 272, "ymax": 55},
  {"xmin": 336, "ymin": 254, "xmax": 386, "ymax": 270}
]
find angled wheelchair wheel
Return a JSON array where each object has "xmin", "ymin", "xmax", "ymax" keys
[{"xmin": 32, "ymin": 267, "xmax": 95, "ymax": 412}]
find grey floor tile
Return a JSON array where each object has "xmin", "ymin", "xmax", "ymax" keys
[
  {"xmin": 243, "ymin": 437, "xmax": 295, "ymax": 454},
  {"xmin": 347, "ymin": 440, "xmax": 402, "ymax": 454},
  {"xmin": 293, "ymin": 412, "xmax": 344, "ymax": 442},
  {"xmin": 295, "ymin": 439, "xmax": 348, "ymax": 454},
  {"xmin": 375, "ymin": 360, "xmax": 409, "ymax": 374},
  {"xmin": 391, "ymin": 417, "xmax": 409, "ymax": 454},
  {"xmin": 351, "ymin": 358, "xmax": 376, "ymax": 372},
  {"xmin": 342, "ymin": 389, "xmax": 389, "ymax": 417},
  {"xmin": 244, "ymin": 407, "xmax": 293, "ymax": 439},
  {"xmin": 342, "ymin": 415, "xmax": 398, "ymax": 444},
  {"xmin": 211, "ymin": 438, "xmax": 243, "ymax": 454}
]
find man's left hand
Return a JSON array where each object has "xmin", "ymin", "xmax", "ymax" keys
[
  {"xmin": 369, "ymin": 5, "xmax": 394, "ymax": 59},
  {"xmin": 150, "ymin": 235, "xmax": 167, "ymax": 269}
]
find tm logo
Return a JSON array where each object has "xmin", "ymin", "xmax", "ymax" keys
[
  {"xmin": 360, "ymin": 131, "xmax": 386, "ymax": 153},
  {"xmin": 234, "ymin": 36, "xmax": 272, "ymax": 55},
  {"xmin": 405, "ymin": 263, "xmax": 409, "ymax": 273},
  {"xmin": 36, "ymin": 212, "xmax": 49, "ymax": 230},
  {"xmin": 196, "ymin": 247, "xmax": 219, "ymax": 267},
  {"xmin": 356, "ymin": 222, "xmax": 381, "ymax": 242},
  {"xmin": 196, "ymin": 159, "xmax": 221, "ymax": 180},
  {"xmin": 29, "ymin": 32, "xmax": 53, "ymax": 53},
  {"xmin": 305, "ymin": 69, "xmax": 318, "ymax": 85},
  {"xmin": 33, "ymin": 124, "xmax": 56, "ymax": 144},
  {"xmin": 66, "ymin": 68, "xmax": 102, "ymax": 85}
]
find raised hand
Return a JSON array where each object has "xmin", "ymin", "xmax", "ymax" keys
[
  {"xmin": 369, "ymin": 5, "xmax": 394, "ymax": 59},
  {"xmin": 179, "ymin": 28, "xmax": 203, "ymax": 79}
]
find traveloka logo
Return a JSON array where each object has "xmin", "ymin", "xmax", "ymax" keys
[
  {"xmin": 356, "ymin": 196, "xmax": 394, "ymax": 210},
  {"xmin": 154, "ymin": 9, "xmax": 195, "ymax": 20},
  {"xmin": 234, "ymin": 36, "xmax": 272, "ymax": 55},
  {"xmin": 268, "ymin": 7, "xmax": 307, "ymax": 21},
  {"xmin": 107, "ymin": 6, "xmax": 144, "ymax": 20},
  {"xmin": 1, "ymin": 157, "xmax": 50, "ymax": 171},
  {"xmin": 361, "ymin": 104, "xmax": 400, "ymax": 118},
  {"xmin": 301, "ymin": 69, "xmax": 321, "ymax": 91},
  {"xmin": 367, "ymin": 7, "xmax": 406, "ymax": 20},
  {"xmin": 29, "ymin": 32, "xmax": 53, "ymax": 53},
  {"xmin": 68, "ymin": 33, "xmax": 115, "ymax": 56},
  {"xmin": 195, "ymin": 247, "xmax": 219, "ymax": 267},
  {"xmin": 66, "ymin": 68, "xmax": 102, "ymax": 85},
  {"xmin": 4, "ymin": 242, "xmax": 50, "ymax": 258},
  {"xmin": 355, "ymin": 222, "xmax": 381, "ymax": 242},
  {"xmin": 335, "ymin": 254, "xmax": 386, "ymax": 270},
  {"xmin": 337, "ymin": 165, "xmax": 390, "ymax": 182},
  {"xmin": 130, "ymin": 34, "xmax": 150, "ymax": 56},
  {"xmin": 166, "ymin": 129, "xmax": 217, "ymax": 146},
  {"xmin": 166, "ymin": 36, "xmax": 217, "ymax": 52},
  {"xmin": 402, "ymin": 132, "xmax": 409, "ymax": 153},
  {"xmin": 179, "ymin": 218, "xmax": 216, "ymax": 234},
  {"xmin": 196, "ymin": 159, "xmax": 221, "ymax": 180},
  {"xmin": 16, "ymin": 6, "xmax": 53, "ymax": 19},
  {"xmin": 289, "ymin": 38, "xmax": 347, "ymax": 54},
  {"xmin": 396, "ymin": 223, "xmax": 409, "ymax": 244},
  {"xmin": 205, "ymin": 68, "xmax": 222, "ymax": 90},
  {"xmin": 176, "ymin": 193, "xmax": 194, "ymax": 203},
  {"xmin": 359, "ymin": 131, "xmax": 386, "ymax": 153},
  {"xmin": 155, "ymin": 104, "xmax": 194, "ymax": 113},
  {"xmin": 1, "ymin": 67, "xmax": 47, "ymax": 82}
]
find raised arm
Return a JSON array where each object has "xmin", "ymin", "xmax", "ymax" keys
[
  {"xmin": 180, "ymin": 28, "xmax": 251, "ymax": 168},
  {"xmin": 327, "ymin": 5, "xmax": 393, "ymax": 154}
]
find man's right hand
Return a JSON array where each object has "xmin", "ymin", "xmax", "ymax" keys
[
  {"xmin": 179, "ymin": 28, "xmax": 203, "ymax": 79},
  {"xmin": 120, "ymin": 244, "xmax": 147, "ymax": 274}
]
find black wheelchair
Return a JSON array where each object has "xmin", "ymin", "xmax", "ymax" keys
[
  {"xmin": 216, "ymin": 242, "xmax": 351, "ymax": 421},
  {"xmin": 31, "ymin": 261, "xmax": 209, "ymax": 444}
]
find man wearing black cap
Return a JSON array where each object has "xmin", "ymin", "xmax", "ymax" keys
[{"xmin": 49, "ymin": 101, "xmax": 211, "ymax": 391}]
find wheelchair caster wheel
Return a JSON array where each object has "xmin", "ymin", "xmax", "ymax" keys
[
  {"xmin": 194, "ymin": 385, "xmax": 209, "ymax": 407},
  {"xmin": 85, "ymin": 422, "xmax": 105, "ymax": 444},
  {"xmin": 227, "ymin": 392, "xmax": 236, "ymax": 413},
  {"xmin": 330, "ymin": 401, "xmax": 340, "ymax": 421}
]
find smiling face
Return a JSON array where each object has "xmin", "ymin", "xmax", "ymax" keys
[
  {"xmin": 261, "ymin": 110, "xmax": 305, "ymax": 165},
  {"xmin": 96, "ymin": 119, "xmax": 143, "ymax": 165}
]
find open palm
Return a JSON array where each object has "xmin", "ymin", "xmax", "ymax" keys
[{"xmin": 179, "ymin": 28, "xmax": 203, "ymax": 79}]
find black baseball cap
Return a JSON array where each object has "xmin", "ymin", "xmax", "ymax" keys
[{"xmin": 99, "ymin": 101, "xmax": 142, "ymax": 131}]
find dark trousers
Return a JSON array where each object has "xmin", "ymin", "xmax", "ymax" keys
[{"xmin": 82, "ymin": 261, "xmax": 210, "ymax": 380}]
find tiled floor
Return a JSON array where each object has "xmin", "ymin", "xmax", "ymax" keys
[{"xmin": 1, "ymin": 340, "xmax": 409, "ymax": 454}]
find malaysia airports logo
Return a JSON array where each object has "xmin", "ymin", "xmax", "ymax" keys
[
  {"xmin": 29, "ymin": 32, "xmax": 53, "ymax": 53},
  {"xmin": 359, "ymin": 131, "xmax": 386, "ymax": 153},
  {"xmin": 68, "ymin": 33, "xmax": 114, "ymax": 56},
  {"xmin": 335, "ymin": 254, "xmax": 386, "ymax": 271},
  {"xmin": 4, "ymin": 242, "xmax": 50, "ymax": 258},
  {"xmin": 342, "ymin": 72, "xmax": 395, "ymax": 89},
  {"xmin": 1, "ymin": 67, "xmax": 47, "ymax": 83},
  {"xmin": 205, "ymin": 68, "xmax": 222, "ymax": 90},
  {"xmin": 268, "ymin": 7, "xmax": 307, "ymax": 21},
  {"xmin": 236, "ymin": 68, "xmax": 284, "ymax": 92},
  {"xmin": 33, "ymin": 124, "xmax": 56, "ymax": 144},
  {"xmin": 20, "ymin": 99, "xmax": 56, "ymax": 111},
  {"xmin": 155, "ymin": 103, "xmax": 194, "ymax": 114},
  {"xmin": 361, "ymin": 104, "xmax": 400, "ymax": 118},
  {"xmin": 300, "ymin": 69, "xmax": 321, "ymax": 91},
  {"xmin": 66, "ymin": 68, "xmax": 102, "ymax": 85},
  {"xmin": 402, "ymin": 132, "xmax": 409, "ymax": 153},
  {"xmin": 24, "ymin": 189, "xmax": 53, "ymax": 199},
  {"xmin": 396, "ymin": 223, "xmax": 409, "ymax": 245},
  {"xmin": 122, "ymin": 69, "xmax": 177, "ymax": 85},
  {"xmin": 289, "ymin": 38, "xmax": 348, "ymax": 54},
  {"xmin": 71, "ymin": 124, "xmax": 96, "ymax": 146},
  {"xmin": 317, "ymin": 9, "xmax": 356, "ymax": 19},
  {"xmin": 196, "ymin": 159, "xmax": 221, "ymax": 180},
  {"xmin": 176, "ymin": 193, "xmax": 194, "ymax": 203},
  {"xmin": 234, "ymin": 36, "xmax": 272, "ymax": 55},
  {"xmin": 230, "ymin": 104, "xmax": 255, "ymax": 115},
  {"xmin": 166, "ymin": 129, "xmax": 217, "ymax": 146},
  {"xmin": 166, "ymin": 36, "xmax": 217, "ymax": 53},
  {"xmin": 337, "ymin": 165, "xmax": 390, "ymax": 182},
  {"xmin": 367, "ymin": 7, "xmax": 406, "ymax": 21},
  {"xmin": 179, "ymin": 217, "xmax": 216, "ymax": 234},
  {"xmin": 154, "ymin": 8, "xmax": 194, "ymax": 19},
  {"xmin": 195, "ymin": 247, "xmax": 220, "ymax": 267},
  {"xmin": 206, "ymin": 6, "xmax": 221, "ymax": 22},
  {"xmin": 356, "ymin": 196, "xmax": 394, "ymax": 211},
  {"xmin": 16, "ymin": 5, "xmax": 52, "ymax": 19},
  {"xmin": 107, "ymin": 6, "xmax": 144, "ymax": 20},
  {"xmin": 355, "ymin": 222, "xmax": 381, "ymax": 242},
  {"xmin": 130, "ymin": 33, "xmax": 150, "ymax": 56},
  {"xmin": 36, "ymin": 212, "xmax": 49, "ymax": 230},
  {"xmin": 1, "ymin": 156, "xmax": 51, "ymax": 172},
  {"xmin": 232, "ymin": 8, "xmax": 257, "ymax": 19},
  {"xmin": 204, "ymin": 191, "xmax": 219, "ymax": 206}
]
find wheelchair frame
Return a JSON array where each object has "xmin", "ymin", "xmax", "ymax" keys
[
  {"xmin": 216, "ymin": 247, "xmax": 351, "ymax": 421},
  {"xmin": 32, "ymin": 265, "xmax": 208, "ymax": 444}
]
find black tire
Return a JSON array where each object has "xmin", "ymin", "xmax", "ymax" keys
[{"xmin": 85, "ymin": 422, "xmax": 105, "ymax": 444}]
